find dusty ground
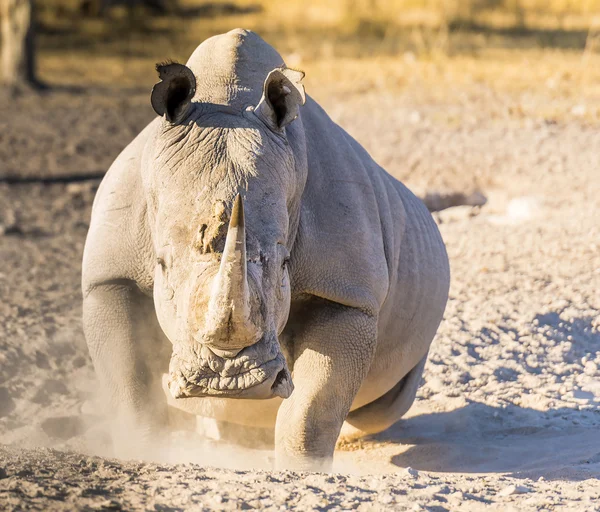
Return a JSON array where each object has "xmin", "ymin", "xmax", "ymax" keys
[{"xmin": 1, "ymin": 40, "xmax": 600, "ymax": 510}]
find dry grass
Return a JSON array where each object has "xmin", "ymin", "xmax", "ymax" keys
[{"xmin": 28, "ymin": 0, "xmax": 600, "ymax": 124}]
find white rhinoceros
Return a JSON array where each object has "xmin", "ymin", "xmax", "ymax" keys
[{"xmin": 82, "ymin": 28, "xmax": 450, "ymax": 470}]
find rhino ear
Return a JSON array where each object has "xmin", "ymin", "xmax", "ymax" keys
[
  {"xmin": 151, "ymin": 62, "xmax": 196, "ymax": 123},
  {"xmin": 255, "ymin": 67, "xmax": 305, "ymax": 131}
]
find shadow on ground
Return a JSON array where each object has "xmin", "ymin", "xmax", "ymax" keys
[{"xmin": 373, "ymin": 401, "xmax": 600, "ymax": 480}]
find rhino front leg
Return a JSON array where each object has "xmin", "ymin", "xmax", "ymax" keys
[
  {"xmin": 275, "ymin": 301, "xmax": 377, "ymax": 471},
  {"xmin": 83, "ymin": 282, "xmax": 170, "ymax": 459}
]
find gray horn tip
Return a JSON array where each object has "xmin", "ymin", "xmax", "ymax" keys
[{"xmin": 230, "ymin": 194, "xmax": 245, "ymax": 229}]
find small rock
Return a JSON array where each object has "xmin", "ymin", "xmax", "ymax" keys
[
  {"xmin": 368, "ymin": 477, "xmax": 381, "ymax": 489},
  {"xmin": 35, "ymin": 351, "xmax": 50, "ymax": 369},
  {"xmin": 458, "ymin": 371, "xmax": 473, "ymax": 384},
  {"xmin": 405, "ymin": 467, "xmax": 419, "ymax": 478},
  {"xmin": 498, "ymin": 484, "xmax": 532, "ymax": 496},
  {"xmin": 584, "ymin": 361, "xmax": 597, "ymax": 376},
  {"xmin": 380, "ymin": 493, "xmax": 394, "ymax": 504},
  {"xmin": 0, "ymin": 467, "xmax": 7, "ymax": 479},
  {"xmin": 425, "ymin": 376, "xmax": 446, "ymax": 393},
  {"xmin": 100, "ymin": 500, "xmax": 122, "ymax": 510}
]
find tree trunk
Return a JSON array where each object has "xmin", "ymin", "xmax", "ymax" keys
[{"xmin": 1, "ymin": 0, "xmax": 38, "ymax": 89}]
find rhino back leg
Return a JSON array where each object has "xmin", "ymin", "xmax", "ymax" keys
[
  {"xmin": 83, "ymin": 281, "xmax": 171, "ymax": 458},
  {"xmin": 340, "ymin": 352, "xmax": 428, "ymax": 441}
]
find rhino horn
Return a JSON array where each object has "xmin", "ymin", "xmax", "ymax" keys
[{"xmin": 205, "ymin": 194, "xmax": 257, "ymax": 351}]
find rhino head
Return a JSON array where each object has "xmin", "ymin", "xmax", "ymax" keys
[{"xmin": 143, "ymin": 60, "xmax": 307, "ymax": 401}]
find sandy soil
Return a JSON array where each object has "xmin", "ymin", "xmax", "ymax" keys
[{"xmin": 0, "ymin": 71, "xmax": 599, "ymax": 510}]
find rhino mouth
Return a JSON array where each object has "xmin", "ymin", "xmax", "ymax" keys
[{"xmin": 167, "ymin": 335, "xmax": 294, "ymax": 399}]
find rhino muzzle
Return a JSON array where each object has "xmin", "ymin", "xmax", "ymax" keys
[{"xmin": 167, "ymin": 334, "xmax": 294, "ymax": 399}]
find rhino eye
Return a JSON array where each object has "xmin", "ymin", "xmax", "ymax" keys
[{"xmin": 156, "ymin": 250, "xmax": 172, "ymax": 270}]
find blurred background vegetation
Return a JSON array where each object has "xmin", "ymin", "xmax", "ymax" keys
[
  {"xmin": 21, "ymin": 0, "xmax": 600, "ymax": 86},
  {"xmin": 2, "ymin": 0, "xmax": 600, "ymax": 183},
  {"xmin": 36, "ymin": 0, "xmax": 600, "ymax": 50},
  {"xmin": 0, "ymin": 0, "xmax": 597, "ymax": 102}
]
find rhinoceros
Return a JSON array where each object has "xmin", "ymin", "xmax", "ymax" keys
[{"xmin": 82, "ymin": 28, "xmax": 450, "ymax": 470}]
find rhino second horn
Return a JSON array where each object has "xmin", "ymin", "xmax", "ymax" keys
[{"xmin": 205, "ymin": 194, "xmax": 256, "ymax": 348}]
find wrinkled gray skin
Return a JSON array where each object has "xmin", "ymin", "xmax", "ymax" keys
[{"xmin": 82, "ymin": 29, "xmax": 450, "ymax": 470}]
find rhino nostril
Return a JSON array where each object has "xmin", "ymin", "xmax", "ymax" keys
[{"xmin": 272, "ymin": 369, "xmax": 287, "ymax": 390}]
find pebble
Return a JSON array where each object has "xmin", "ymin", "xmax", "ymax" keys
[
  {"xmin": 583, "ymin": 361, "xmax": 597, "ymax": 376},
  {"xmin": 99, "ymin": 500, "xmax": 122, "ymax": 510},
  {"xmin": 380, "ymin": 493, "xmax": 394, "ymax": 504},
  {"xmin": 458, "ymin": 371, "xmax": 474, "ymax": 384},
  {"xmin": 498, "ymin": 484, "xmax": 532, "ymax": 496},
  {"xmin": 405, "ymin": 467, "xmax": 419, "ymax": 478},
  {"xmin": 426, "ymin": 376, "xmax": 445, "ymax": 393}
]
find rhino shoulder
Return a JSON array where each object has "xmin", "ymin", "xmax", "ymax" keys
[
  {"xmin": 289, "ymin": 99, "xmax": 399, "ymax": 315},
  {"xmin": 82, "ymin": 120, "xmax": 157, "ymax": 297}
]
